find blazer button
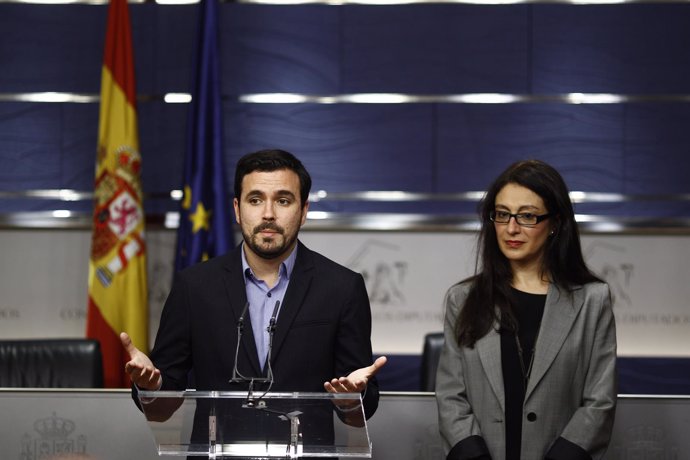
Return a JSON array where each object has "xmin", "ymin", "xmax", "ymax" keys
[{"xmin": 527, "ymin": 412, "xmax": 537, "ymax": 422}]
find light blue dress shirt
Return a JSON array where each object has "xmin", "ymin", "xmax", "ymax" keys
[{"xmin": 241, "ymin": 244, "xmax": 297, "ymax": 370}]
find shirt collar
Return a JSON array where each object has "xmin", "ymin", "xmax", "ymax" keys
[{"xmin": 241, "ymin": 242, "xmax": 298, "ymax": 283}]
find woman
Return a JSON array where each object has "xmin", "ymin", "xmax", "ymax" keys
[{"xmin": 436, "ymin": 160, "xmax": 616, "ymax": 460}]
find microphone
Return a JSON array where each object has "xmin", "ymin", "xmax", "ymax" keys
[
  {"xmin": 230, "ymin": 301, "xmax": 249, "ymax": 383},
  {"xmin": 254, "ymin": 300, "xmax": 280, "ymax": 406},
  {"xmin": 264, "ymin": 300, "xmax": 280, "ymax": 377},
  {"xmin": 267, "ymin": 300, "xmax": 280, "ymax": 333},
  {"xmin": 237, "ymin": 300, "xmax": 250, "ymax": 330}
]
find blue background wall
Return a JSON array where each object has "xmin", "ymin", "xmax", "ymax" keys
[
  {"xmin": 1, "ymin": 2, "xmax": 689, "ymax": 393},
  {"xmin": 2, "ymin": 3, "xmax": 690, "ymax": 219}
]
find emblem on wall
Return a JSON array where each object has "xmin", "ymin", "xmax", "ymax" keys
[
  {"xmin": 347, "ymin": 239, "xmax": 408, "ymax": 306},
  {"xmin": 91, "ymin": 145, "xmax": 145, "ymax": 288},
  {"xmin": 19, "ymin": 412, "xmax": 87, "ymax": 460},
  {"xmin": 584, "ymin": 241, "xmax": 635, "ymax": 308}
]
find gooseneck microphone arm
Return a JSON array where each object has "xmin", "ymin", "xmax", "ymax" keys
[
  {"xmin": 229, "ymin": 300, "xmax": 281, "ymax": 407},
  {"xmin": 228, "ymin": 300, "xmax": 300, "ymax": 447},
  {"xmin": 258, "ymin": 300, "xmax": 281, "ymax": 397},
  {"xmin": 230, "ymin": 301, "xmax": 250, "ymax": 383}
]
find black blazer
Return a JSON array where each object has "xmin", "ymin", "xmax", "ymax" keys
[{"xmin": 144, "ymin": 241, "xmax": 380, "ymax": 419}]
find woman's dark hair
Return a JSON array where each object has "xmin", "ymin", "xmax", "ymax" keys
[
  {"xmin": 234, "ymin": 149, "xmax": 312, "ymax": 205},
  {"xmin": 456, "ymin": 159, "xmax": 602, "ymax": 348}
]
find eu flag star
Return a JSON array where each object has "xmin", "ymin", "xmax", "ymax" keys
[
  {"xmin": 189, "ymin": 201, "xmax": 212, "ymax": 233},
  {"xmin": 181, "ymin": 185, "xmax": 192, "ymax": 210}
]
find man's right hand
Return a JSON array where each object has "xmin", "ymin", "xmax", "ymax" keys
[{"xmin": 120, "ymin": 332, "xmax": 162, "ymax": 391}]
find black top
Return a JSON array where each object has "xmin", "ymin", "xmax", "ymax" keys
[{"xmin": 500, "ymin": 287, "xmax": 546, "ymax": 460}]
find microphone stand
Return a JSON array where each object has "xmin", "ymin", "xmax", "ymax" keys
[
  {"xmin": 228, "ymin": 300, "xmax": 303, "ymax": 455},
  {"xmin": 230, "ymin": 300, "xmax": 280, "ymax": 409}
]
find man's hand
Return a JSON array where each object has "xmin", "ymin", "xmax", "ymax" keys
[
  {"xmin": 120, "ymin": 332, "xmax": 162, "ymax": 391},
  {"xmin": 324, "ymin": 356, "xmax": 387, "ymax": 394}
]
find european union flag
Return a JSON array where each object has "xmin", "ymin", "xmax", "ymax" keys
[{"xmin": 175, "ymin": 0, "xmax": 233, "ymax": 272}]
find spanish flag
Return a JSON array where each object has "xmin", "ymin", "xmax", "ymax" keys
[{"xmin": 87, "ymin": 0, "xmax": 148, "ymax": 388}]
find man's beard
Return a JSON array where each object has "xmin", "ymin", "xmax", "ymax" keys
[{"xmin": 242, "ymin": 222, "xmax": 297, "ymax": 260}]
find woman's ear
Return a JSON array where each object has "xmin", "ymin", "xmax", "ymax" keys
[{"xmin": 550, "ymin": 217, "xmax": 560, "ymax": 236}]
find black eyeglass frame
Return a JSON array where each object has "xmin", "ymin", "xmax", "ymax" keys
[{"xmin": 489, "ymin": 210, "xmax": 552, "ymax": 227}]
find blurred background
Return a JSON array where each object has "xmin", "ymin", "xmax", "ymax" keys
[{"xmin": 1, "ymin": 0, "xmax": 689, "ymax": 393}]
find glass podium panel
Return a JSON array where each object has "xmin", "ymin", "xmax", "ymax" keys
[{"xmin": 138, "ymin": 390, "xmax": 371, "ymax": 458}]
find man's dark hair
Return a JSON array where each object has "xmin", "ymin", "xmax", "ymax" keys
[{"xmin": 234, "ymin": 149, "xmax": 312, "ymax": 205}]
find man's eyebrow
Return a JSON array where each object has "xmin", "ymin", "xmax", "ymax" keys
[{"xmin": 275, "ymin": 190, "xmax": 296, "ymax": 198}]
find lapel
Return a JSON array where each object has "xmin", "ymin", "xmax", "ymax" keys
[
  {"xmin": 268, "ymin": 241, "xmax": 314, "ymax": 367},
  {"xmin": 477, "ymin": 324, "xmax": 505, "ymax": 413},
  {"xmin": 525, "ymin": 283, "xmax": 584, "ymax": 400},
  {"xmin": 222, "ymin": 244, "xmax": 263, "ymax": 377}
]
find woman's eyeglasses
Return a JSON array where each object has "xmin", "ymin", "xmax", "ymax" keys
[{"xmin": 489, "ymin": 210, "xmax": 551, "ymax": 227}]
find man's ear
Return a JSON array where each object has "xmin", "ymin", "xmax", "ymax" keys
[
  {"xmin": 233, "ymin": 197, "xmax": 241, "ymax": 224},
  {"xmin": 300, "ymin": 201, "xmax": 310, "ymax": 226}
]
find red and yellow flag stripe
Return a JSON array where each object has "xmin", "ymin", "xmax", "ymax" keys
[{"xmin": 87, "ymin": 0, "xmax": 148, "ymax": 388}]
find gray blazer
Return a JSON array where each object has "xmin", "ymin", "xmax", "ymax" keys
[{"xmin": 436, "ymin": 281, "xmax": 617, "ymax": 460}]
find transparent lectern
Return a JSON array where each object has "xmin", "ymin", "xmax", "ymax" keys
[{"xmin": 137, "ymin": 390, "xmax": 372, "ymax": 458}]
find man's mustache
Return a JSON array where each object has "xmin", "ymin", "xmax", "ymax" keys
[{"xmin": 253, "ymin": 223, "xmax": 284, "ymax": 234}]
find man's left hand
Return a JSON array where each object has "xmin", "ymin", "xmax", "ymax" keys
[{"xmin": 324, "ymin": 356, "xmax": 388, "ymax": 394}]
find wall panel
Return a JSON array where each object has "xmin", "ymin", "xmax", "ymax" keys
[{"xmin": 532, "ymin": 5, "xmax": 690, "ymax": 93}]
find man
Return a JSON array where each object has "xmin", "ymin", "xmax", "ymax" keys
[{"xmin": 121, "ymin": 149, "xmax": 386, "ymax": 423}]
